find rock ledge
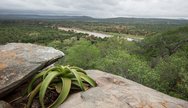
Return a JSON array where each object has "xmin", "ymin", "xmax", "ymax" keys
[
  {"xmin": 0, "ymin": 43, "xmax": 64, "ymax": 98},
  {"xmin": 60, "ymin": 70, "xmax": 188, "ymax": 108}
]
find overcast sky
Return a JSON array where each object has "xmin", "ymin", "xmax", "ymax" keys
[{"xmin": 0, "ymin": 0, "xmax": 188, "ymax": 18}]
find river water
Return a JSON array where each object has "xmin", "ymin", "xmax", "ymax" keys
[{"xmin": 58, "ymin": 27, "xmax": 111, "ymax": 38}]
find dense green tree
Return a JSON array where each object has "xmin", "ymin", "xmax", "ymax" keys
[
  {"xmin": 64, "ymin": 39, "xmax": 100, "ymax": 69},
  {"xmin": 140, "ymin": 26, "xmax": 188, "ymax": 67},
  {"xmin": 155, "ymin": 51, "xmax": 188, "ymax": 100}
]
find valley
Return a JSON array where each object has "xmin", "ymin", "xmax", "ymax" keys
[{"xmin": 0, "ymin": 17, "xmax": 188, "ymax": 101}]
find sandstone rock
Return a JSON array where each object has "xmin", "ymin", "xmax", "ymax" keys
[
  {"xmin": 0, "ymin": 101, "xmax": 12, "ymax": 108},
  {"xmin": 60, "ymin": 70, "xmax": 188, "ymax": 108},
  {"xmin": 0, "ymin": 43, "xmax": 64, "ymax": 98}
]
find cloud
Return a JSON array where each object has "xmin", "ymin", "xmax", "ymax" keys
[{"xmin": 0, "ymin": 0, "xmax": 188, "ymax": 18}]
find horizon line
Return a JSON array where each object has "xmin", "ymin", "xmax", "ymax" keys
[{"xmin": 0, "ymin": 13, "xmax": 188, "ymax": 20}]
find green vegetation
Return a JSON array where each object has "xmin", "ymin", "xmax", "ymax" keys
[
  {"xmin": 64, "ymin": 40, "xmax": 100, "ymax": 69},
  {"xmin": 62, "ymin": 26, "xmax": 188, "ymax": 100},
  {"xmin": 0, "ymin": 20, "xmax": 86, "ymax": 45},
  {"xmin": 27, "ymin": 65, "xmax": 97, "ymax": 108},
  {"xmin": 0, "ymin": 20, "xmax": 188, "ymax": 101},
  {"xmin": 57, "ymin": 21, "xmax": 187, "ymax": 36}
]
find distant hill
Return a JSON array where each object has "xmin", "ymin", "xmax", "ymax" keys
[
  {"xmin": 98, "ymin": 17, "xmax": 188, "ymax": 25},
  {"xmin": 0, "ymin": 14, "xmax": 93, "ymax": 20},
  {"xmin": 0, "ymin": 14, "xmax": 188, "ymax": 25}
]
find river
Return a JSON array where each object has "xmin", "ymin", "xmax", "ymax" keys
[{"xmin": 58, "ymin": 27, "xmax": 111, "ymax": 38}]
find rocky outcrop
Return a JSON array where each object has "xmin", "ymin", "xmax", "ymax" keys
[
  {"xmin": 60, "ymin": 70, "xmax": 188, "ymax": 108},
  {"xmin": 0, "ymin": 43, "xmax": 64, "ymax": 98}
]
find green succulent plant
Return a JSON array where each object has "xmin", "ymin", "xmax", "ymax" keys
[{"xmin": 26, "ymin": 65, "xmax": 97, "ymax": 108}]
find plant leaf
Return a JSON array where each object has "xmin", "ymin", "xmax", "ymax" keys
[
  {"xmin": 27, "ymin": 83, "xmax": 41, "ymax": 108},
  {"xmin": 39, "ymin": 71, "xmax": 61, "ymax": 108},
  {"xmin": 43, "ymin": 67, "xmax": 60, "ymax": 79},
  {"xmin": 54, "ymin": 83, "xmax": 62, "ymax": 93},
  {"xmin": 67, "ymin": 67, "xmax": 84, "ymax": 91},
  {"xmin": 27, "ymin": 71, "xmax": 45, "ymax": 93},
  {"xmin": 50, "ymin": 78, "xmax": 71, "ymax": 108},
  {"xmin": 70, "ymin": 66, "xmax": 87, "ymax": 75},
  {"xmin": 72, "ymin": 81, "xmax": 80, "ymax": 87},
  {"xmin": 63, "ymin": 72, "xmax": 74, "ymax": 78},
  {"xmin": 78, "ymin": 72, "xmax": 97, "ymax": 87}
]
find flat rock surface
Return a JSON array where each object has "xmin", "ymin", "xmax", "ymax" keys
[
  {"xmin": 0, "ymin": 43, "xmax": 64, "ymax": 98},
  {"xmin": 60, "ymin": 70, "xmax": 188, "ymax": 108}
]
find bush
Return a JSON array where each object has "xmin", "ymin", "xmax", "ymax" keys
[
  {"xmin": 64, "ymin": 39, "xmax": 100, "ymax": 69},
  {"xmin": 141, "ymin": 26, "xmax": 188, "ymax": 60},
  {"xmin": 154, "ymin": 51, "xmax": 188, "ymax": 99},
  {"xmin": 95, "ymin": 50, "xmax": 160, "ymax": 88}
]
